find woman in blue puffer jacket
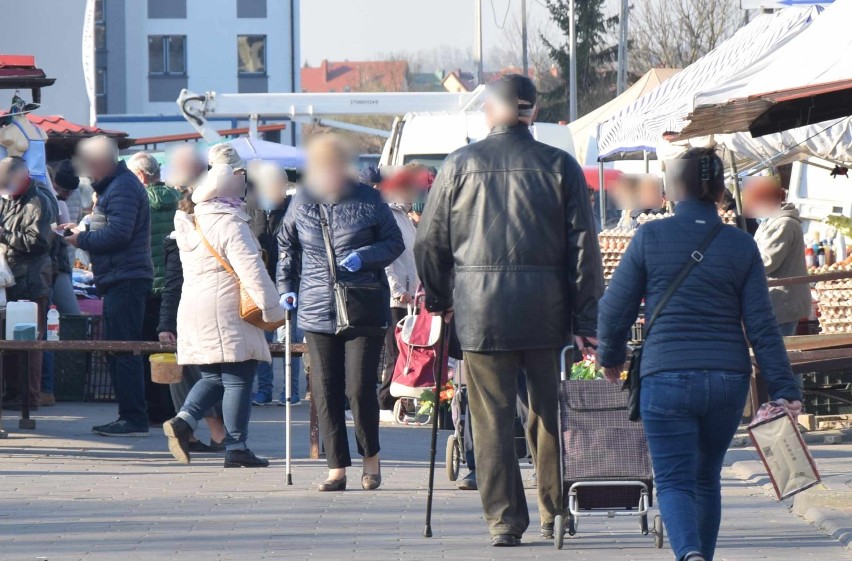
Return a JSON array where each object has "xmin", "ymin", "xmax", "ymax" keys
[
  {"xmin": 597, "ymin": 148, "xmax": 802, "ymax": 561},
  {"xmin": 277, "ymin": 135, "xmax": 404, "ymax": 492}
]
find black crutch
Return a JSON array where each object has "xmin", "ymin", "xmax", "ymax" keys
[
  {"xmin": 423, "ymin": 317, "xmax": 448, "ymax": 538},
  {"xmin": 284, "ymin": 306, "xmax": 294, "ymax": 485}
]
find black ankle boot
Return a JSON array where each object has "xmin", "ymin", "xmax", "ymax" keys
[
  {"xmin": 224, "ymin": 448, "xmax": 270, "ymax": 468},
  {"xmin": 163, "ymin": 417, "xmax": 193, "ymax": 464}
]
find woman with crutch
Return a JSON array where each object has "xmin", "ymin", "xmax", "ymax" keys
[{"xmin": 277, "ymin": 135, "xmax": 404, "ymax": 491}]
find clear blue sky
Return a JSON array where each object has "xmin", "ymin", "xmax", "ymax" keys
[{"xmin": 300, "ymin": 0, "xmax": 554, "ymax": 64}]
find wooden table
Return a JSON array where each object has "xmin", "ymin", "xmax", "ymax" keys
[{"xmin": 0, "ymin": 341, "xmax": 316, "ymax": 455}]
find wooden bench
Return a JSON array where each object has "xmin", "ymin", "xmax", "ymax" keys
[{"xmin": 0, "ymin": 341, "xmax": 320, "ymax": 458}]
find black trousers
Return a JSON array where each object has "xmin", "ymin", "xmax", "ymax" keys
[
  {"xmin": 305, "ymin": 331, "xmax": 384, "ymax": 469},
  {"xmin": 464, "ymin": 348, "xmax": 562, "ymax": 537}
]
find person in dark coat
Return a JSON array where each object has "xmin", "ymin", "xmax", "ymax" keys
[
  {"xmin": 157, "ymin": 193, "xmax": 227, "ymax": 451},
  {"xmin": 277, "ymin": 134, "xmax": 404, "ymax": 492},
  {"xmin": 247, "ymin": 162, "xmax": 301, "ymax": 406},
  {"xmin": 597, "ymin": 148, "xmax": 803, "ymax": 561},
  {"xmin": 414, "ymin": 75, "xmax": 603, "ymax": 546},
  {"xmin": 0, "ymin": 157, "xmax": 55, "ymax": 410},
  {"xmin": 66, "ymin": 136, "xmax": 154, "ymax": 436},
  {"xmin": 126, "ymin": 151, "xmax": 181, "ymax": 425}
]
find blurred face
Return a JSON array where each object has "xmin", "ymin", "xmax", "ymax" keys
[
  {"xmin": 78, "ymin": 154, "xmax": 115, "ymax": 182},
  {"xmin": 306, "ymin": 148, "xmax": 350, "ymax": 200},
  {"xmin": 168, "ymin": 148, "xmax": 206, "ymax": 187},
  {"xmin": 743, "ymin": 177, "xmax": 784, "ymax": 219},
  {"xmin": 0, "ymin": 166, "xmax": 30, "ymax": 197},
  {"xmin": 257, "ymin": 178, "xmax": 287, "ymax": 208}
]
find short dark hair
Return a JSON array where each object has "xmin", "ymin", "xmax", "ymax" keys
[{"xmin": 679, "ymin": 147, "xmax": 726, "ymax": 204}]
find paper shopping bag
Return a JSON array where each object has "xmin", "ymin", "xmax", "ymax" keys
[{"xmin": 748, "ymin": 411, "xmax": 821, "ymax": 500}]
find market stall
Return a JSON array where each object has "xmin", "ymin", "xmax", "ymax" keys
[
  {"xmin": 678, "ymin": 0, "xmax": 852, "ymax": 140},
  {"xmin": 596, "ymin": 7, "xmax": 820, "ymax": 162}
]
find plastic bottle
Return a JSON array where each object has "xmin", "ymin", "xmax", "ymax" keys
[
  {"xmin": 817, "ymin": 244, "xmax": 826, "ymax": 267},
  {"xmin": 805, "ymin": 247, "xmax": 815, "ymax": 268},
  {"xmin": 835, "ymin": 235, "xmax": 847, "ymax": 263},
  {"xmin": 822, "ymin": 240, "xmax": 833, "ymax": 266},
  {"xmin": 46, "ymin": 305, "xmax": 60, "ymax": 341}
]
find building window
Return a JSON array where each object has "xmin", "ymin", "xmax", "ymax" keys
[
  {"xmin": 149, "ymin": 35, "xmax": 186, "ymax": 75},
  {"xmin": 237, "ymin": 0, "xmax": 267, "ymax": 18},
  {"xmin": 96, "ymin": 67, "xmax": 107, "ymax": 114},
  {"xmin": 148, "ymin": 0, "xmax": 186, "ymax": 19},
  {"xmin": 237, "ymin": 35, "xmax": 266, "ymax": 75},
  {"xmin": 94, "ymin": 0, "xmax": 106, "ymax": 51}
]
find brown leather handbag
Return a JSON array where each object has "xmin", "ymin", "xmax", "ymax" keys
[{"xmin": 195, "ymin": 221, "xmax": 285, "ymax": 331}]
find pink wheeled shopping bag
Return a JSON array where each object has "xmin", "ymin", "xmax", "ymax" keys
[{"xmin": 389, "ymin": 291, "xmax": 449, "ymax": 399}]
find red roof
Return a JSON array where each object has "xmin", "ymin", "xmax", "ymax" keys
[
  {"xmin": 301, "ymin": 59, "xmax": 409, "ymax": 93},
  {"xmin": 26, "ymin": 114, "xmax": 129, "ymax": 141}
]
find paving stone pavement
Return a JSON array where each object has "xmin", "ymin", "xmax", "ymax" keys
[{"xmin": 0, "ymin": 401, "xmax": 850, "ymax": 561}]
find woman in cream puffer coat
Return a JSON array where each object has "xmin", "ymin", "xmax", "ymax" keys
[{"xmin": 163, "ymin": 163, "xmax": 284, "ymax": 469}]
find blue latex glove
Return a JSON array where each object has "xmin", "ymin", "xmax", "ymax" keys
[
  {"xmin": 279, "ymin": 292, "xmax": 297, "ymax": 311},
  {"xmin": 340, "ymin": 252, "xmax": 363, "ymax": 272}
]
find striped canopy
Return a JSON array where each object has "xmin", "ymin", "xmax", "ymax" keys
[{"xmin": 596, "ymin": 7, "xmax": 821, "ymax": 161}]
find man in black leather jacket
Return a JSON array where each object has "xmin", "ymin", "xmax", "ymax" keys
[{"xmin": 415, "ymin": 75, "xmax": 604, "ymax": 546}]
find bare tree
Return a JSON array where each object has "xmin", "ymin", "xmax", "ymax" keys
[{"xmin": 630, "ymin": 0, "xmax": 742, "ymax": 73}]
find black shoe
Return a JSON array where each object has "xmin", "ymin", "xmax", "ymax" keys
[
  {"xmin": 163, "ymin": 417, "xmax": 193, "ymax": 464},
  {"xmin": 187, "ymin": 440, "xmax": 213, "ymax": 453},
  {"xmin": 208, "ymin": 439, "xmax": 226, "ymax": 453},
  {"xmin": 684, "ymin": 554, "xmax": 706, "ymax": 561},
  {"xmin": 457, "ymin": 471, "xmax": 478, "ymax": 491},
  {"xmin": 541, "ymin": 523, "xmax": 554, "ymax": 539},
  {"xmin": 318, "ymin": 477, "xmax": 347, "ymax": 492},
  {"xmin": 224, "ymin": 448, "xmax": 269, "ymax": 468},
  {"xmin": 92, "ymin": 419, "xmax": 149, "ymax": 437},
  {"xmin": 491, "ymin": 534, "xmax": 521, "ymax": 547}
]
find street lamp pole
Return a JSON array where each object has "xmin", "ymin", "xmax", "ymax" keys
[{"xmin": 569, "ymin": 0, "xmax": 577, "ymax": 121}]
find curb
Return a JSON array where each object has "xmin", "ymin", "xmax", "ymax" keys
[{"xmin": 731, "ymin": 459, "xmax": 852, "ymax": 551}]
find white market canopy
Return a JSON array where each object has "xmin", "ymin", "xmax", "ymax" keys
[
  {"xmin": 677, "ymin": 0, "xmax": 852, "ymax": 140},
  {"xmin": 569, "ymin": 68, "xmax": 680, "ymax": 165},
  {"xmin": 596, "ymin": 7, "xmax": 820, "ymax": 161}
]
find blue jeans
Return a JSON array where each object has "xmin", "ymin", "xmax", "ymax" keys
[
  {"xmin": 178, "ymin": 360, "xmax": 257, "ymax": 451},
  {"xmin": 641, "ymin": 370, "xmax": 751, "ymax": 561},
  {"xmin": 254, "ymin": 318, "xmax": 302, "ymax": 400},
  {"xmin": 103, "ymin": 278, "xmax": 151, "ymax": 428}
]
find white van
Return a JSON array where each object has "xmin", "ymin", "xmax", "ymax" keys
[
  {"xmin": 379, "ymin": 112, "xmax": 576, "ymax": 169},
  {"xmin": 787, "ymin": 157, "xmax": 852, "ymax": 233}
]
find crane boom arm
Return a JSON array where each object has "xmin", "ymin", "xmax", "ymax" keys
[{"xmin": 177, "ymin": 88, "xmax": 484, "ymax": 143}]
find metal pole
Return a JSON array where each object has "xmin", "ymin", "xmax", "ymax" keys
[
  {"xmin": 643, "ymin": 150, "xmax": 650, "ymax": 174},
  {"xmin": 617, "ymin": 0, "xmax": 629, "ymax": 94},
  {"xmin": 728, "ymin": 151, "xmax": 748, "ymax": 232},
  {"xmin": 599, "ymin": 161, "xmax": 607, "ymax": 228},
  {"xmin": 475, "ymin": 0, "xmax": 484, "ymax": 85},
  {"xmin": 569, "ymin": 0, "xmax": 578, "ymax": 121},
  {"xmin": 284, "ymin": 311, "xmax": 293, "ymax": 485},
  {"xmin": 521, "ymin": 0, "xmax": 529, "ymax": 77}
]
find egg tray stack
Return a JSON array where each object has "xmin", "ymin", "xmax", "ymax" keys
[
  {"xmin": 599, "ymin": 228, "xmax": 635, "ymax": 281},
  {"xmin": 814, "ymin": 276, "xmax": 852, "ymax": 334}
]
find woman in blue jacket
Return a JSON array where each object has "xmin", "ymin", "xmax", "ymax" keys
[
  {"xmin": 597, "ymin": 148, "xmax": 802, "ymax": 561},
  {"xmin": 277, "ymin": 135, "xmax": 404, "ymax": 491}
]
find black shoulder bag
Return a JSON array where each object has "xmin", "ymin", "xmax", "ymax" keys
[
  {"xmin": 318, "ymin": 205, "xmax": 388, "ymax": 337},
  {"xmin": 624, "ymin": 222, "xmax": 724, "ymax": 421}
]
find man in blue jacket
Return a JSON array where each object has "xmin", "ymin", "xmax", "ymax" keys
[{"xmin": 67, "ymin": 136, "xmax": 154, "ymax": 436}]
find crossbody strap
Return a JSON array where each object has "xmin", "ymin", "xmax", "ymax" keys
[
  {"xmin": 644, "ymin": 222, "xmax": 724, "ymax": 338},
  {"xmin": 318, "ymin": 205, "xmax": 338, "ymax": 284},
  {"xmin": 195, "ymin": 219, "xmax": 237, "ymax": 279}
]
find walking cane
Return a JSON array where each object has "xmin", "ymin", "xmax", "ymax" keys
[
  {"xmin": 284, "ymin": 304, "xmax": 294, "ymax": 485},
  {"xmin": 423, "ymin": 316, "xmax": 448, "ymax": 538}
]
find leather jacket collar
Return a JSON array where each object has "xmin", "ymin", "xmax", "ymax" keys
[{"xmin": 488, "ymin": 124, "xmax": 534, "ymax": 138}]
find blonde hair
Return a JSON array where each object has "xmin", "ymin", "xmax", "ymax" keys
[{"xmin": 306, "ymin": 134, "xmax": 356, "ymax": 171}]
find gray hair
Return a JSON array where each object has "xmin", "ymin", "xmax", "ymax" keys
[
  {"xmin": 127, "ymin": 151, "xmax": 161, "ymax": 182},
  {"xmin": 78, "ymin": 135, "xmax": 119, "ymax": 163}
]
